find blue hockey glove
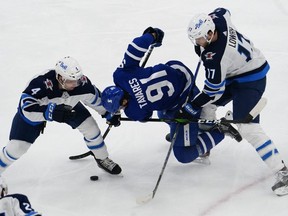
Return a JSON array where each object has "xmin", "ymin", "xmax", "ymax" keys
[
  {"xmin": 102, "ymin": 112, "xmax": 121, "ymax": 127},
  {"xmin": 175, "ymin": 103, "xmax": 201, "ymax": 124},
  {"xmin": 45, "ymin": 103, "xmax": 76, "ymax": 123},
  {"xmin": 143, "ymin": 27, "xmax": 164, "ymax": 47}
]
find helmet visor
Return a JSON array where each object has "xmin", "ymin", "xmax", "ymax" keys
[{"xmin": 62, "ymin": 76, "xmax": 83, "ymax": 88}]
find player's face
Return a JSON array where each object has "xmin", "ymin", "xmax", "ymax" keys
[
  {"xmin": 63, "ymin": 79, "xmax": 80, "ymax": 90},
  {"xmin": 120, "ymin": 99, "xmax": 128, "ymax": 110},
  {"xmin": 195, "ymin": 37, "xmax": 209, "ymax": 47}
]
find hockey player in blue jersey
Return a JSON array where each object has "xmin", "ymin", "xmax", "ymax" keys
[
  {"xmin": 0, "ymin": 56, "xmax": 122, "ymax": 191},
  {"xmin": 101, "ymin": 27, "xmax": 242, "ymax": 165},
  {"xmin": 182, "ymin": 8, "xmax": 288, "ymax": 195}
]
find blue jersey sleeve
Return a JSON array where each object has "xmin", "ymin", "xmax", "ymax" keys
[{"xmin": 121, "ymin": 33, "xmax": 154, "ymax": 68}]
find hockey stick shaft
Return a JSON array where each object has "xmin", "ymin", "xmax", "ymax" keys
[
  {"xmin": 136, "ymin": 124, "xmax": 180, "ymax": 204},
  {"xmin": 152, "ymin": 124, "xmax": 180, "ymax": 198},
  {"xmin": 123, "ymin": 97, "xmax": 267, "ymax": 124},
  {"xmin": 194, "ymin": 56, "xmax": 201, "ymax": 80},
  {"xmin": 137, "ymin": 97, "xmax": 266, "ymax": 204},
  {"xmin": 69, "ymin": 46, "xmax": 155, "ymax": 161},
  {"xmin": 69, "ymin": 125, "xmax": 112, "ymax": 160},
  {"xmin": 141, "ymin": 45, "xmax": 154, "ymax": 67}
]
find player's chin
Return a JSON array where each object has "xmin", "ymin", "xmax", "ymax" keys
[{"xmin": 65, "ymin": 86, "xmax": 76, "ymax": 91}]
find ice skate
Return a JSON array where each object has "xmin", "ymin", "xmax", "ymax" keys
[
  {"xmin": 194, "ymin": 151, "xmax": 211, "ymax": 165},
  {"xmin": 95, "ymin": 157, "xmax": 122, "ymax": 175},
  {"xmin": 272, "ymin": 168, "xmax": 288, "ymax": 196}
]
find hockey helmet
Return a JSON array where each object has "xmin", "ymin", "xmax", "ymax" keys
[
  {"xmin": 55, "ymin": 56, "xmax": 83, "ymax": 81},
  {"xmin": 101, "ymin": 86, "xmax": 125, "ymax": 113},
  {"xmin": 187, "ymin": 13, "xmax": 215, "ymax": 45}
]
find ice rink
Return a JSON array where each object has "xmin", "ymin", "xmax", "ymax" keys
[{"xmin": 0, "ymin": 0, "xmax": 288, "ymax": 215}]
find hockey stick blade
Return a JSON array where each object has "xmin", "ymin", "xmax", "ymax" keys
[
  {"xmin": 244, "ymin": 97, "xmax": 267, "ymax": 123},
  {"xmin": 68, "ymin": 125, "xmax": 112, "ymax": 160},
  {"xmin": 136, "ymin": 192, "xmax": 154, "ymax": 205},
  {"xmin": 69, "ymin": 151, "xmax": 92, "ymax": 160},
  {"xmin": 222, "ymin": 97, "xmax": 267, "ymax": 124}
]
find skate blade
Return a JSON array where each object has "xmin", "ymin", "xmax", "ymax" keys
[
  {"xmin": 273, "ymin": 185, "xmax": 288, "ymax": 196},
  {"xmin": 136, "ymin": 192, "xmax": 153, "ymax": 205},
  {"xmin": 193, "ymin": 157, "xmax": 211, "ymax": 165}
]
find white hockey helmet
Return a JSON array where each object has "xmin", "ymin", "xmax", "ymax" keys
[
  {"xmin": 187, "ymin": 13, "xmax": 215, "ymax": 44},
  {"xmin": 55, "ymin": 56, "xmax": 83, "ymax": 80}
]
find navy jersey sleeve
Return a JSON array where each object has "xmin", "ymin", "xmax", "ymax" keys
[
  {"xmin": 19, "ymin": 71, "xmax": 59, "ymax": 124},
  {"xmin": 192, "ymin": 8, "xmax": 230, "ymax": 108}
]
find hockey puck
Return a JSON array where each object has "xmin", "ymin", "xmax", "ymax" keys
[{"xmin": 90, "ymin": 176, "xmax": 99, "ymax": 181}]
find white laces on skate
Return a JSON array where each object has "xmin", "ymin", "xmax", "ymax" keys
[
  {"xmin": 276, "ymin": 170, "xmax": 288, "ymax": 183},
  {"xmin": 99, "ymin": 158, "xmax": 117, "ymax": 171},
  {"xmin": 272, "ymin": 170, "xmax": 288, "ymax": 196}
]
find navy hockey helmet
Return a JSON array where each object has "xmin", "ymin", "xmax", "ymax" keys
[{"xmin": 102, "ymin": 86, "xmax": 124, "ymax": 113}]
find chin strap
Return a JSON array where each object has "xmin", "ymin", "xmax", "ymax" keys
[
  {"xmin": 205, "ymin": 31, "xmax": 215, "ymax": 44},
  {"xmin": 56, "ymin": 75, "xmax": 68, "ymax": 90}
]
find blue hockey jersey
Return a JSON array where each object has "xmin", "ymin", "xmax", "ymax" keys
[{"xmin": 113, "ymin": 33, "xmax": 198, "ymax": 121}]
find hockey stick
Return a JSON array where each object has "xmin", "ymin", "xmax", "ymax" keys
[
  {"xmin": 136, "ymin": 123, "xmax": 180, "ymax": 204},
  {"xmin": 69, "ymin": 125, "xmax": 112, "ymax": 160},
  {"xmin": 69, "ymin": 45, "xmax": 155, "ymax": 161},
  {"xmin": 141, "ymin": 45, "xmax": 155, "ymax": 67},
  {"xmin": 136, "ymin": 58, "xmax": 201, "ymax": 204},
  {"xmin": 121, "ymin": 97, "xmax": 267, "ymax": 124},
  {"xmin": 136, "ymin": 97, "xmax": 267, "ymax": 204}
]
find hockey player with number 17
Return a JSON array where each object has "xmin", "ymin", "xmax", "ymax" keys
[
  {"xmin": 180, "ymin": 8, "xmax": 288, "ymax": 195},
  {"xmin": 0, "ymin": 56, "xmax": 122, "ymax": 192}
]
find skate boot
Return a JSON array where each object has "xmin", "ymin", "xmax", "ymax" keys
[
  {"xmin": 195, "ymin": 151, "xmax": 211, "ymax": 165},
  {"xmin": 272, "ymin": 167, "xmax": 288, "ymax": 196},
  {"xmin": 214, "ymin": 120, "xmax": 242, "ymax": 142},
  {"xmin": 200, "ymin": 151, "xmax": 210, "ymax": 158},
  {"xmin": 96, "ymin": 157, "xmax": 122, "ymax": 175}
]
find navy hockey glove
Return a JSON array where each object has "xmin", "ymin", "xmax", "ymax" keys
[
  {"xmin": 102, "ymin": 112, "xmax": 121, "ymax": 127},
  {"xmin": 143, "ymin": 27, "xmax": 164, "ymax": 47},
  {"xmin": 175, "ymin": 103, "xmax": 201, "ymax": 124},
  {"xmin": 45, "ymin": 103, "xmax": 76, "ymax": 123}
]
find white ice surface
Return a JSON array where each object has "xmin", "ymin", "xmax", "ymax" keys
[{"xmin": 1, "ymin": 0, "xmax": 288, "ymax": 215}]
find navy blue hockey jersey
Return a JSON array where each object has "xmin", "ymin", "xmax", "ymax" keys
[
  {"xmin": 192, "ymin": 8, "xmax": 269, "ymax": 107},
  {"xmin": 0, "ymin": 193, "xmax": 41, "ymax": 215},
  {"xmin": 19, "ymin": 70, "xmax": 106, "ymax": 125}
]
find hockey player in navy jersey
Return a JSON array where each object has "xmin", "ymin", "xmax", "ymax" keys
[
  {"xmin": 101, "ymin": 27, "xmax": 241, "ymax": 165},
  {"xmin": 0, "ymin": 193, "xmax": 41, "ymax": 216},
  {"xmin": 182, "ymin": 8, "xmax": 288, "ymax": 195},
  {"xmin": 0, "ymin": 180, "xmax": 41, "ymax": 216},
  {"xmin": 0, "ymin": 56, "xmax": 122, "ymax": 191}
]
